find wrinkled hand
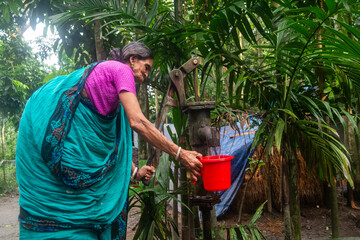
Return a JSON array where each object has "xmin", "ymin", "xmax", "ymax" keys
[
  {"xmin": 178, "ymin": 149, "xmax": 203, "ymax": 182},
  {"xmin": 136, "ymin": 165, "xmax": 156, "ymax": 181}
]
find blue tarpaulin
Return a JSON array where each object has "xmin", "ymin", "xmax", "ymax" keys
[{"xmin": 214, "ymin": 124, "xmax": 257, "ymax": 218}]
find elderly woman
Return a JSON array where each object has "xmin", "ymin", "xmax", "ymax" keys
[{"xmin": 16, "ymin": 41, "xmax": 202, "ymax": 239}]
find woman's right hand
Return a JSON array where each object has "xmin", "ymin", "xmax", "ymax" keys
[
  {"xmin": 136, "ymin": 165, "xmax": 156, "ymax": 181},
  {"xmin": 177, "ymin": 149, "xmax": 203, "ymax": 182}
]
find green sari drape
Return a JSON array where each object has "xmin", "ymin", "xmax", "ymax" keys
[{"xmin": 16, "ymin": 63, "xmax": 132, "ymax": 239}]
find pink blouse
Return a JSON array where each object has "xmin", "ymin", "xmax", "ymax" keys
[{"xmin": 84, "ymin": 61, "xmax": 136, "ymax": 116}]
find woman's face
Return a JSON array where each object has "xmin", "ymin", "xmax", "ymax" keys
[{"xmin": 130, "ymin": 56, "xmax": 153, "ymax": 83}]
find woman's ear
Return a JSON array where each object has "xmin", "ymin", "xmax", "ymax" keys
[{"xmin": 129, "ymin": 55, "xmax": 138, "ymax": 65}]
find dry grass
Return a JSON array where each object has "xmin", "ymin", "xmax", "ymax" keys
[{"xmin": 230, "ymin": 145, "xmax": 323, "ymax": 213}]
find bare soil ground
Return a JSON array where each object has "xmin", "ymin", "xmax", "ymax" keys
[
  {"xmin": 0, "ymin": 193, "xmax": 19, "ymax": 240},
  {"xmin": 220, "ymin": 197, "xmax": 360, "ymax": 240},
  {"xmin": 0, "ymin": 191, "xmax": 140, "ymax": 240},
  {"xmin": 1, "ymin": 192, "xmax": 360, "ymax": 240}
]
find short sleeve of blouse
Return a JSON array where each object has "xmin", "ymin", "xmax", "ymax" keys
[{"xmin": 84, "ymin": 60, "xmax": 136, "ymax": 116}]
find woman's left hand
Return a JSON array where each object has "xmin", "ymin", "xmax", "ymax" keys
[
  {"xmin": 135, "ymin": 165, "xmax": 156, "ymax": 181},
  {"xmin": 177, "ymin": 149, "xmax": 203, "ymax": 182}
]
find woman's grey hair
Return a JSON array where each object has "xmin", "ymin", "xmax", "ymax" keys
[{"xmin": 109, "ymin": 42, "xmax": 153, "ymax": 63}]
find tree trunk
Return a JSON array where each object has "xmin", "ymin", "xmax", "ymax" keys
[
  {"xmin": 347, "ymin": 182, "xmax": 356, "ymax": 207},
  {"xmin": 330, "ymin": 180, "xmax": 340, "ymax": 238},
  {"xmin": 172, "ymin": 164, "xmax": 180, "ymax": 240},
  {"xmin": 282, "ymin": 154, "xmax": 292, "ymax": 240},
  {"xmin": 256, "ymin": 24, "xmax": 263, "ymax": 69},
  {"xmin": 137, "ymin": 83, "xmax": 149, "ymax": 162},
  {"xmin": 352, "ymin": 120, "xmax": 360, "ymax": 201},
  {"xmin": 344, "ymin": 116, "xmax": 358, "ymax": 207},
  {"xmin": 266, "ymin": 154, "xmax": 272, "ymax": 213},
  {"xmin": 315, "ymin": 0, "xmax": 325, "ymax": 98},
  {"xmin": 180, "ymin": 166, "xmax": 190, "ymax": 240},
  {"xmin": 323, "ymin": 116, "xmax": 341, "ymax": 236},
  {"xmin": 94, "ymin": 18, "xmax": 106, "ymax": 61},
  {"xmin": 279, "ymin": 153, "xmax": 283, "ymax": 212},
  {"xmin": 174, "ymin": 0, "xmax": 183, "ymax": 23},
  {"xmin": 179, "ymin": 135, "xmax": 191, "ymax": 240},
  {"xmin": 287, "ymin": 143, "xmax": 301, "ymax": 240},
  {"xmin": 343, "ymin": 11, "xmax": 360, "ymax": 204},
  {"xmin": 154, "ymin": 89, "xmax": 159, "ymax": 117},
  {"xmin": 356, "ymin": 120, "xmax": 360, "ymax": 200}
]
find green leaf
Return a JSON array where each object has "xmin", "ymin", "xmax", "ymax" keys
[
  {"xmin": 247, "ymin": 13, "xmax": 271, "ymax": 41},
  {"xmin": 278, "ymin": 109, "xmax": 298, "ymax": 119},
  {"xmin": 249, "ymin": 201, "xmax": 267, "ymax": 225},
  {"xmin": 290, "ymin": 22, "xmax": 311, "ymax": 38},
  {"xmin": 9, "ymin": 1, "xmax": 19, "ymax": 15},
  {"xmin": 300, "ymin": 19, "xmax": 318, "ymax": 29},
  {"xmin": 333, "ymin": 19, "xmax": 360, "ymax": 42},
  {"xmin": 254, "ymin": 1, "xmax": 273, "ymax": 31},
  {"xmin": 135, "ymin": 0, "xmax": 145, "ymax": 19},
  {"xmin": 275, "ymin": 118, "xmax": 285, "ymax": 152},
  {"xmin": 297, "ymin": 120, "xmax": 338, "ymax": 135},
  {"xmin": 171, "ymin": 106, "xmax": 185, "ymax": 141},
  {"xmin": 301, "ymin": 7, "xmax": 327, "ymax": 20},
  {"xmin": 147, "ymin": 222, "xmax": 155, "ymax": 240},
  {"xmin": 324, "ymin": 0, "xmax": 336, "ymax": 13},
  {"xmin": 231, "ymin": 28, "xmax": 242, "ymax": 51},
  {"xmin": 145, "ymin": 0, "xmax": 158, "ymax": 26},
  {"xmin": 242, "ymin": 16, "xmax": 257, "ymax": 43},
  {"xmin": 126, "ymin": 0, "xmax": 135, "ymax": 15},
  {"xmin": 252, "ymin": 122, "xmax": 266, "ymax": 149},
  {"xmin": 221, "ymin": 66, "xmax": 237, "ymax": 81},
  {"xmin": 298, "ymin": 95, "xmax": 323, "ymax": 120},
  {"xmin": 321, "ymin": 101, "xmax": 333, "ymax": 121},
  {"xmin": 13, "ymin": 80, "xmax": 29, "ymax": 91},
  {"xmin": 225, "ymin": 228, "xmax": 230, "ymax": 240},
  {"xmin": 341, "ymin": 109, "xmax": 359, "ymax": 135},
  {"xmin": 233, "ymin": 1, "xmax": 246, "ymax": 10},
  {"xmin": 342, "ymin": 0, "xmax": 351, "ymax": 11},
  {"xmin": 326, "ymin": 27, "xmax": 360, "ymax": 56},
  {"xmin": 215, "ymin": 58, "xmax": 223, "ymax": 103},
  {"xmin": 236, "ymin": 21, "xmax": 253, "ymax": 43},
  {"xmin": 239, "ymin": 226, "xmax": 249, "ymax": 239},
  {"xmin": 3, "ymin": 6, "xmax": 10, "ymax": 23},
  {"xmin": 265, "ymin": 125, "xmax": 276, "ymax": 156},
  {"xmin": 332, "ymin": 108, "xmax": 346, "ymax": 130}
]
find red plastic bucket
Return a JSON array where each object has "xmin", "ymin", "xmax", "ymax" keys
[{"xmin": 199, "ymin": 155, "xmax": 234, "ymax": 191}]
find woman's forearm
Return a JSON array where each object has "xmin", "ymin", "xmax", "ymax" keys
[
  {"xmin": 131, "ymin": 116, "xmax": 179, "ymax": 157},
  {"xmin": 119, "ymin": 91, "xmax": 202, "ymax": 181}
]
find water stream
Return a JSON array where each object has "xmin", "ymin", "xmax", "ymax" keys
[{"xmin": 208, "ymin": 145, "xmax": 221, "ymax": 157}]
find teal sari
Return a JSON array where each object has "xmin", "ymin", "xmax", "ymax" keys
[{"xmin": 16, "ymin": 63, "xmax": 133, "ymax": 239}]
